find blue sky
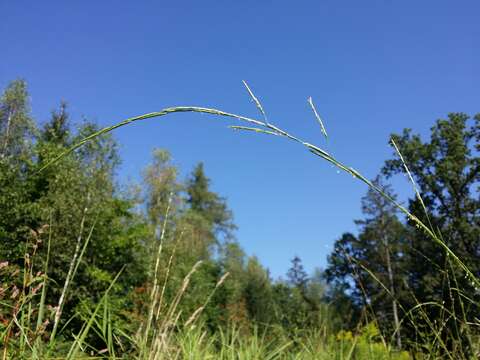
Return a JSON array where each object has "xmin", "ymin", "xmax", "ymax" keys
[{"xmin": 1, "ymin": 1, "xmax": 479, "ymax": 278}]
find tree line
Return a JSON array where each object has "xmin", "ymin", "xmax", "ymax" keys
[
  {"xmin": 1, "ymin": 78, "xmax": 479, "ymax": 356},
  {"xmin": 0, "ymin": 79, "xmax": 329, "ymax": 352}
]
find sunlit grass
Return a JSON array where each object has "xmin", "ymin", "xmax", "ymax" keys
[{"xmin": 2, "ymin": 81, "xmax": 478, "ymax": 358}]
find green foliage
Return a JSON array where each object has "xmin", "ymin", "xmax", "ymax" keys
[
  {"xmin": 287, "ymin": 256, "xmax": 309, "ymax": 291},
  {"xmin": 153, "ymin": 323, "xmax": 411, "ymax": 359},
  {"xmin": 0, "ymin": 80, "xmax": 150, "ymax": 355},
  {"xmin": 0, "ymin": 79, "xmax": 36, "ymax": 161},
  {"xmin": 1, "ymin": 78, "xmax": 479, "ymax": 359},
  {"xmin": 243, "ymin": 256, "xmax": 274, "ymax": 325},
  {"xmin": 325, "ymin": 178, "xmax": 408, "ymax": 343},
  {"xmin": 382, "ymin": 113, "xmax": 480, "ymax": 352},
  {"xmin": 186, "ymin": 162, "xmax": 236, "ymax": 241}
]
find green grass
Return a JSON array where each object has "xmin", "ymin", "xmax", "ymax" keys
[{"xmin": 2, "ymin": 81, "xmax": 479, "ymax": 358}]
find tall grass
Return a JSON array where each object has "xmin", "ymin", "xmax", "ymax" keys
[
  {"xmin": 2, "ymin": 81, "xmax": 478, "ymax": 358},
  {"xmin": 37, "ymin": 81, "xmax": 476, "ymax": 283}
]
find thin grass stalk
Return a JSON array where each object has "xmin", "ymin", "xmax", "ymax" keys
[
  {"xmin": 242, "ymin": 80, "xmax": 268, "ymax": 125},
  {"xmin": 147, "ymin": 261, "xmax": 204, "ymax": 359},
  {"xmin": 45, "ymin": 217, "xmax": 96, "ymax": 357},
  {"xmin": 447, "ymin": 258, "xmax": 475, "ymax": 356},
  {"xmin": 339, "ymin": 246, "xmax": 381, "ymax": 334},
  {"xmin": 19, "ymin": 231, "xmax": 41, "ymax": 357},
  {"xmin": 141, "ymin": 195, "xmax": 172, "ymax": 358},
  {"xmin": 36, "ymin": 84, "xmax": 480, "ymax": 358},
  {"xmin": 19, "ymin": 247, "xmax": 29, "ymax": 357},
  {"xmin": 49, "ymin": 204, "xmax": 88, "ymax": 343},
  {"xmin": 35, "ymin": 222, "xmax": 51, "ymax": 332},
  {"xmin": 47, "ymin": 225, "xmax": 96, "ymax": 359},
  {"xmin": 2, "ymin": 311, "xmax": 15, "ymax": 360},
  {"xmin": 155, "ymin": 231, "xmax": 181, "ymax": 323},
  {"xmin": 4, "ymin": 231, "xmax": 42, "ymax": 358},
  {"xmin": 444, "ymin": 262, "xmax": 463, "ymax": 357},
  {"xmin": 11, "ymin": 312, "xmax": 32, "ymax": 354},
  {"xmin": 71, "ymin": 218, "xmax": 96, "ymax": 288},
  {"xmin": 32, "ymin": 219, "xmax": 52, "ymax": 359},
  {"xmin": 37, "ymin": 96, "xmax": 480, "ymax": 293},
  {"xmin": 390, "ymin": 138, "xmax": 435, "ymax": 232},
  {"xmin": 307, "ymin": 96, "xmax": 328, "ymax": 140},
  {"xmin": 38, "ymin": 107, "xmax": 265, "ymax": 173}
]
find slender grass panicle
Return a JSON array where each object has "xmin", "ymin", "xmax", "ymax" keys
[{"xmin": 2, "ymin": 81, "xmax": 477, "ymax": 359}]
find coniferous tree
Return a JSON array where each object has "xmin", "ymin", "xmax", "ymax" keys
[
  {"xmin": 355, "ymin": 177, "xmax": 406, "ymax": 348},
  {"xmin": 287, "ymin": 255, "xmax": 309, "ymax": 292},
  {"xmin": 186, "ymin": 162, "xmax": 236, "ymax": 242},
  {"xmin": 325, "ymin": 178, "xmax": 407, "ymax": 344},
  {"xmin": 325, "ymin": 232, "xmax": 367, "ymax": 315}
]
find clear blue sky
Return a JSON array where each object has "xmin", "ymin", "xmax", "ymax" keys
[{"xmin": 1, "ymin": 1, "xmax": 479, "ymax": 278}]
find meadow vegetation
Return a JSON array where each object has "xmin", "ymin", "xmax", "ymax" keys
[{"xmin": 1, "ymin": 79, "xmax": 479, "ymax": 358}]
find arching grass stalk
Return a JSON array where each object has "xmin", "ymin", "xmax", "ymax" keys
[{"xmin": 38, "ymin": 82, "xmax": 480, "ymax": 292}]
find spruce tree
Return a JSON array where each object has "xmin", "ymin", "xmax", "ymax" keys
[{"xmin": 287, "ymin": 255, "xmax": 309, "ymax": 292}]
